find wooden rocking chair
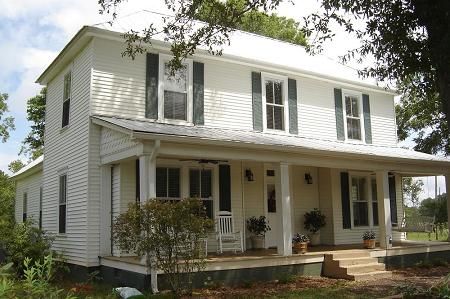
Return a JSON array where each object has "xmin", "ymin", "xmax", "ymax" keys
[{"xmin": 216, "ymin": 211, "xmax": 244, "ymax": 254}]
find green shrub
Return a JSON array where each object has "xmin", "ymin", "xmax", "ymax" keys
[{"xmin": 3, "ymin": 220, "xmax": 54, "ymax": 275}]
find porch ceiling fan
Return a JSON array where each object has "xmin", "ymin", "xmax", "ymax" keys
[{"xmin": 178, "ymin": 158, "xmax": 228, "ymax": 164}]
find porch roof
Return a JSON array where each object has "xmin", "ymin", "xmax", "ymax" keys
[{"xmin": 92, "ymin": 115, "xmax": 450, "ymax": 170}]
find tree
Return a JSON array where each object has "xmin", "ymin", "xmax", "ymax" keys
[
  {"xmin": 0, "ymin": 171, "xmax": 15, "ymax": 223},
  {"xmin": 8, "ymin": 160, "xmax": 25, "ymax": 174},
  {"xmin": 113, "ymin": 199, "xmax": 213, "ymax": 295},
  {"xmin": 20, "ymin": 88, "xmax": 46, "ymax": 160},
  {"xmin": 0, "ymin": 92, "xmax": 15, "ymax": 143},
  {"xmin": 196, "ymin": 1, "xmax": 307, "ymax": 46},
  {"xmin": 419, "ymin": 193, "xmax": 447, "ymax": 224},
  {"xmin": 402, "ymin": 177, "xmax": 424, "ymax": 207}
]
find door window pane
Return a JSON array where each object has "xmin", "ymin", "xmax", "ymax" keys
[{"xmin": 267, "ymin": 184, "xmax": 276, "ymax": 213}]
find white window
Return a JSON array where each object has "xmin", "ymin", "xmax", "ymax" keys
[
  {"xmin": 262, "ymin": 73, "xmax": 289, "ymax": 132},
  {"xmin": 343, "ymin": 92, "xmax": 363, "ymax": 141},
  {"xmin": 59, "ymin": 174, "xmax": 67, "ymax": 234},
  {"xmin": 62, "ymin": 71, "xmax": 71, "ymax": 128},
  {"xmin": 189, "ymin": 168, "xmax": 213, "ymax": 219},
  {"xmin": 350, "ymin": 176, "xmax": 369, "ymax": 227},
  {"xmin": 159, "ymin": 56, "xmax": 193, "ymax": 123},
  {"xmin": 156, "ymin": 167, "xmax": 181, "ymax": 200}
]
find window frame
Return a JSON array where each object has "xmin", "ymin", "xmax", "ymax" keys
[
  {"xmin": 189, "ymin": 167, "xmax": 214, "ymax": 219},
  {"xmin": 341, "ymin": 89, "xmax": 365, "ymax": 143},
  {"xmin": 155, "ymin": 166, "xmax": 182, "ymax": 201},
  {"xmin": 39, "ymin": 186, "xmax": 43, "ymax": 229},
  {"xmin": 58, "ymin": 173, "xmax": 68, "ymax": 234},
  {"xmin": 62, "ymin": 71, "xmax": 72, "ymax": 128},
  {"xmin": 261, "ymin": 72, "xmax": 290, "ymax": 133},
  {"xmin": 158, "ymin": 54, "xmax": 193, "ymax": 125},
  {"xmin": 22, "ymin": 192, "xmax": 28, "ymax": 222},
  {"xmin": 348, "ymin": 172, "xmax": 378, "ymax": 229}
]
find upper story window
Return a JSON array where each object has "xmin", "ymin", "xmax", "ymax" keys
[
  {"xmin": 262, "ymin": 73, "xmax": 288, "ymax": 132},
  {"xmin": 159, "ymin": 56, "xmax": 193, "ymax": 123},
  {"xmin": 62, "ymin": 71, "xmax": 71, "ymax": 128},
  {"xmin": 344, "ymin": 92, "xmax": 363, "ymax": 141},
  {"xmin": 156, "ymin": 167, "xmax": 181, "ymax": 200}
]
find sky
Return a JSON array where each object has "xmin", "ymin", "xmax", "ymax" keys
[{"xmin": 0, "ymin": 0, "xmax": 445, "ymax": 199}]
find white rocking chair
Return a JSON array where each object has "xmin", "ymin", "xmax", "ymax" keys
[{"xmin": 216, "ymin": 211, "xmax": 244, "ymax": 254}]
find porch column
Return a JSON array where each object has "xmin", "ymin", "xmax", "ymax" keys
[
  {"xmin": 376, "ymin": 171, "xmax": 392, "ymax": 249},
  {"xmin": 445, "ymin": 175, "xmax": 450, "ymax": 241},
  {"xmin": 276, "ymin": 163, "xmax": 293, "ymax": 256},
  {"xmin": 139, "ymin": 155, "xmax": 157, "ymax": 202}
]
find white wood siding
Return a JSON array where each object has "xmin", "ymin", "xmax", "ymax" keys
[
  {"xmin": 318, "ymin": 168, "xmax": 335, "ymax": 245},
  {"xmin": 90, "ymin": 37, "xmax": 397, "ymax": 146},
  {"xmin": 42, "ymin": 41, "xmax": 93, "ymax": 266},
  {"xmin": 14, "ymin": 172, "xmax": 42, "ymax": 224}
]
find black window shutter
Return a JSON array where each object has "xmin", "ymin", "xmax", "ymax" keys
[
  {"xmin": 288, "ymin": 78, "xmax": 298, "ymax": 134},
  {"xmin": 334, "ymin": 88, "xmax": 345, "ymax": 141},
  {"xmin": 252, "ymin": 72, "xmax": 263, "ymax": 131},
  {"xmin": 340, "ymin": 172, "xmax": 351, "ymax": 229},
  {"xmin": 193, "ymin": 61, "xmax": 204, "ymax": 125},
  {"xmin": 389, "ymin": 176, "xmax": 398, "ymax": 224},
  {"xmin": 362, "ymin": 94, "xmax": 372, "ymax": 144},
  {"xmin": 145, "ymin": 53, "xmax": 159, "ymax": 119},
  {"xmin": 219, "ymin": 164, "xmax": 231, "ymax": 212}
]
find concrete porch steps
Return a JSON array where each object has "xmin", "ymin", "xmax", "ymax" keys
[{"xmin": 323, "ymin": 250, "xmax": 392, "ymax": 281}]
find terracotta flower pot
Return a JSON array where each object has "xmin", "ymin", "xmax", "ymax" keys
[
  {"xmin": 363, "ymin": 239, "xmax": 376, "ymax": 249},
  {"xmin": 293, "ymin": 242, "xmax": 308, "ymax": 254}
]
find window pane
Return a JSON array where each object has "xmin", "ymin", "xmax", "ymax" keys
[
  {"xmin": 164, "ymin": 91, "xmax": 187, "ymax": 120},
  {"xmin": 265, "ymin": 81, "xmax": 274, "ymax": 104},
  {"xmin": 62, "ymin": 99, "xmax": 70, "ymax": 127},
  {"xmin": 266, "ymin": 105, "xmax": 274, "ymax": 129},
  {"xmin": 351, "ymin": 97, "xmax": 359, "ymax": 117},
  {"xmin": 156, "ymin": 168, "xmax": 168, "ymax": 198},
  {"xmin": 167, "ymin": 168, "xmax": 180, "ymax": 198},
  {"xmin": 64, "ymin": 73, "xmax": 71, "ymax": 100},
  {"xmin": 59, "ymin": 204, "xmax": 66, "ymax": 233},
  {"xmin": 358, "ymin": 177, "xmax": 367, "ymax": 201},
  {"xmin": 164, "ymin": 63, "xmax": 187, "ymax": 92},
  {"xmin": 267, "ymin": 184, "xmax": 276, "ymax": 213},
  {"xmin": 274, "ymin": 81, "xmax": 283, "ymax": 105},
  {"xmin": 353, "ymin": 202, "xmax": 368, "ymax": 226},
  {"xmin": 371, "ymin": 178, "xmax": 377, "ymax": 202},
  {"xmin": 273, "ymin": 106, "xmax": 284, "ymax": 130},
  {"xmin": 189, "ymin": 169, "xmax": 200, "ymax": 198},
  {"xmin": 347, "ymin": 118, "xmax": 361, "ymax": 140},
  {"xmin": 23, "ymin": 193, "xmax": 27, "ymax": 213},
  {"xmin": 345, "ymin": 96, "xmax": 352, "ymax": 116},
  {"xmin": 59, "ymin": 176, "xmax": 66, "ymax": 204},
  {"xmin": 201, "ymin": 169, "xmax": 212, "ymax": 198}
]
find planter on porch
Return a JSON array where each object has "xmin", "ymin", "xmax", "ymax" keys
[
  {"xmin": 246, "ymin": 216, "xmax": 271, "ymax": 250},
  {"xmin": 304, "ymin": 209, "xmax": 326, "ymax": 246},
  {"xmin": 309, "ymin": 233, "xmax": 321, "ymax": 246},
  {"xmin": 293, "ymin": 233, "xmax": 309, "ymax": 254},
  {"xmin": 362, "ymin": 231, "xmax": 376, "ymax": 249}
]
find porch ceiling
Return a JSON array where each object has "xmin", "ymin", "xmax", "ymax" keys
[{"xmin": 92, "ymin": 115, "xmax": 450, "ymax": 174}]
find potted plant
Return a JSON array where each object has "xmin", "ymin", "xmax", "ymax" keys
[
  {"xmin": 246, "ymin": 216, "xmax": 271, "ymax": 249},
  {"xmin": 292, "ymin": 233, "xmax": 309, "ymax": 254},
  {"xmin": 304, "ymin": 209, "xmax": 326, "ymax": 246},
  {"xmin": 362, "ymin": 231, "xmax": 376, "ymax": 249}
]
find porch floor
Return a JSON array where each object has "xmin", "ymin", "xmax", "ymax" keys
[{"xmin": 100, "ymin": 240, "xmax": 450, "ymax": 273}]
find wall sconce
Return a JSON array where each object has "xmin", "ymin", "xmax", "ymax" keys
[
  {"xmin": 304, "ymin": 173, "xmax": 313, "ymax": 184},
  {"xmin": 245, "ymin": 169, "xmax": 254, "ymax": 182}
]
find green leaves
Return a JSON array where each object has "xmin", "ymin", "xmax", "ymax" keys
[{"xmin": 0, "ymin": 92, "xmax": 15, "ymax": 143}]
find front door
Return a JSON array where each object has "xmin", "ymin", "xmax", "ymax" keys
[{"xmin": 265, "ymin": 168, "xmax": 278, "ymax": 248}]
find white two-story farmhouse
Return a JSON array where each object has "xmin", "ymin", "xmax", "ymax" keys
[{"xmin": 13, "ymin": 17, "xmax": 450, "ymax": 287}]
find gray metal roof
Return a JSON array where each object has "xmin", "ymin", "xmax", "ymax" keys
[{"xmin": 93, "ymin": 116, "xmax": 450, "ymax": 165}]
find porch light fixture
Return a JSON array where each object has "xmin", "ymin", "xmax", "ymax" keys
[
  {"xmin": 245, "ymin": 169, "xmax": 254, "ymax": 182},
  {"xmin": 304, "ymin": 173, "xmax": 313, "ymax": 184}
]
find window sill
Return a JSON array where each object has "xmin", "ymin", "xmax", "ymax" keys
[
  {"xmin": 56, "ymin": 233, "xmax": 67, "ymax": 238},
  {"xmin": 158, "ymin": 119, "xmax": 193, "ymax": 126}
]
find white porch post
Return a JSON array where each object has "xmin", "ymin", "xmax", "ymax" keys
[
  {"xmin": 376, "ymin": 171, "xmax": 392, "ymax": 249},
  {"xmin": 99, "ymin": 165, "xmax": 112, "ymax": 256},
  {"xmin": 276, "ymin": 163, "xmax": 293, "ymax": 256},
  {"xmin": 445, "ymin": 175, "xmax": 450, "ymax": 241}
]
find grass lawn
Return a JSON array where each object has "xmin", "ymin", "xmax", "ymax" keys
[
  {"xmin": 62, "ymin": 263, "xmax": 450, "ymax": 298},
  {"xmin": 406, "ymin": 230, "xmax": 449, "ymax": 242}
]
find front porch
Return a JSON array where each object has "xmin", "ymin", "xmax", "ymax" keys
[{"xmin": 98, "ymin": 240, "xmax": 450, "ymax": 288}]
